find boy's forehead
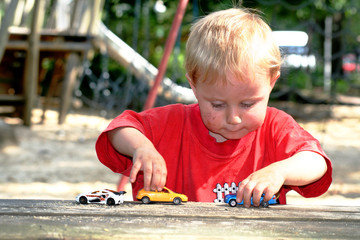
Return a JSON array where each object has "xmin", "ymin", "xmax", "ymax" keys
[
  {"xmin": 196, "ymin": 68, "xmax": 271, "ymax": 87},
  {"xmin": 196, "ymin": 73, "xmax": 271, "ymax": 94}
]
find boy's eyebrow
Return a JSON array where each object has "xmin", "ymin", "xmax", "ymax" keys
[
  {"xmin": 207, "ymin": 96, "xmax": 264, "ymax": 102},
  {"xmin": 242, "ymin": 96, "xmax": 265, "ymax": 102}
]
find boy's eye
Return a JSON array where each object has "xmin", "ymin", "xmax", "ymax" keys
[
  {"xmin": 211, "ymin": 102, "xmax": 225, "ymax": 109},
  {"xmin": 241, "ymin": 102, "xmax": 255, "ymax": 108}
]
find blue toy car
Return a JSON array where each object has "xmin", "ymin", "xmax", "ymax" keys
[{"xmin": 224, "ymin": 193, "xmax": 278, "ymax": 208}]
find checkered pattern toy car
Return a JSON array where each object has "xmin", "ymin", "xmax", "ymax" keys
[{"xmin": 76, "ymin": 189, "xmax": 126, "ymax": 205}]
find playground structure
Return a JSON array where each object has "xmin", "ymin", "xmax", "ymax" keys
[
  {"xmin": 0, "ymin": 0, "xmax": 103, "ymax": 125},
  {"xmin": 0, "ymin": 0, "xmax": 195, "ymax": 126}
]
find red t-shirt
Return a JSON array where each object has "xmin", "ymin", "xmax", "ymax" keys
[{"xmin": 96, "ymin": 104, "xmax": 332, "ymax": 204}]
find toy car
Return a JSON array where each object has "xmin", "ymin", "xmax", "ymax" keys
[
  {"xmin": 225, "ymin": 193, "xmax": 278, "ymax": 208},
  {"xmin": 76, "ymin": 189, "xmax": 126, "ymax": 205},
  {"xmin": 136, "ymin": 187, "xmax": 188, "ymax": 205}
]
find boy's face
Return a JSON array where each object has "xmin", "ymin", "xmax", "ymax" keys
[{"xmin": 190, "ymin": 72, "xmax": 278, "ymax": 142}]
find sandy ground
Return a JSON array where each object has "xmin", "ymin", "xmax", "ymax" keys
[{"xmin": 0, "ymin": 103, "xmax": 359, "ymax": 206}]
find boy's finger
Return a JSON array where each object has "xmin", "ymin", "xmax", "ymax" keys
[
  {"xmin": 252, "ymin": 187, "xmax": 264, "ymax": 207},
  {"xmin": 263, "ymin": 186, "xmax": 278, "ymax": 202},
  {"xmin": 151, "ymin": 162, "xmax": 167, "ymax": 191},
  {"xmin": 129, "ymin": 161, "xmax": 142, "ymax": 183},
  {"xmin": 236, "ymin": 188, "xmax": 246, "ymax": 205},
  {"xmin": 143, "ymin": 163, "xmax": 153, "ymax": 191},
  {"xmin": 243, "ymin": 190, "xmax": 252, "ymax": 208},
  {"xmin": 155, "ymin": 166, "xmax": 167, "ymax": 191},
  {"xmin": 242, "ymin": 181, "xmax": 255, "ymax": 208},
  {"xmin": 236, "ymin": 180, "xmax": 248, "ymax": 203},
  {"xmin": 160, "ymin": 167, "xmax": 167, "ymax": 190},
  {"xmin": 236, "ymin": 190, "xmax": 243, "ymax": 205},
  {"xmin": 150, "ymin": 163, "xmax": 162, "ymax": 191}
]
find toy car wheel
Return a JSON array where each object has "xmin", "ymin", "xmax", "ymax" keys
[
  {"xmin": 260, "ymin": 201, "xmax": 269, "ymax": 208},
  {"xmin": 107, "ymin": 198, "xmax": 115, "ymax": 206},
  {"xmin": 79, "ymin": 196, "xmax": 88, "ymax": 204},
  {"xmin": 173, "ymin": 197, "xmax": 182, "ymax": 205},
  {"xmin": 229, "ymin": 199, "xmax": 237, "ymax": 207},
  {"xmin": 141, "ymin": 196, "xmax": 150, "ymax": 204}
]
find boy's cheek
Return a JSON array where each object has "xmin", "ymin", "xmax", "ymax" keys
[
  {"xmin": 201, "ymin": 111, "xmax": 220, "ymax": 126},
  {"xmin": 248, "ymin": 107, "xmax": 267, "ymax": 123}
]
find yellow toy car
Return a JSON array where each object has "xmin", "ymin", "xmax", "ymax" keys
[{"xmin": 136, "ymin": 187, "xmax": 188, "ymax": 205}]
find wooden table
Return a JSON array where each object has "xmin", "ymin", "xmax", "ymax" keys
[{"xmin": 0, "ymin": 199, "xmax": 359, "ymax": 239}]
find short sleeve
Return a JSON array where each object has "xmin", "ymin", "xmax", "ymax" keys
[
  {"xmin": 266, "ymin": 108, "xmax": 332, "ymax": 201},
  {"xmin": 95, "ymin": 109, "xmax": 149, "ymax": 176}
]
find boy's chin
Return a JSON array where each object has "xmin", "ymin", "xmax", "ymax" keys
[
  {"xmin": 211, "ymin": 130, "xmax": 252, "ymax": 142},
  {"xmin": 209, "ymin": 131, "xmax": 244, "ymax": 143}
]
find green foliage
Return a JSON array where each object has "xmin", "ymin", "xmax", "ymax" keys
[
  {"xmin": 286, "ymin": 68, "xmax": 313, "ymax": 89},
  {"xmin": 336, "ymin": 78, "xmax": 350, "ymax": 93},
  {"xmin": 342, "ymin": 72, "xmax": 360, "ymax": 93},
  {"xmin": 0, "ymin": 2, "xmax": 4, "ymax": 25}
]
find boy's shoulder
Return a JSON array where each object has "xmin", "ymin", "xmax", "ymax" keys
[
  {"xmin": 266, "ymin": 106, "xmax": 293, "ymax": 118},
  {"xmin": 143, "ymin": 103, "xmax": 198, "ymax": 115},
  {"xmin": 158, "ymin": 103, "xmax": 198, "ymax": 110},
  {"xmin": 265, "ymin": 106, "xmax": 297, "ymax": 126},
  {"xmin": 137, "ymin": 104, "xmax": 199, "ymax": 123}
]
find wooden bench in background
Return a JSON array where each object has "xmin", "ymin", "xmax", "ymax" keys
[
  {"xmin": 0, "ymin": 0, "xmax": 103, "ymax": 126},
  {"xmin": 0, "ymin": 28, "xmax": 91, "ymax": 125}
]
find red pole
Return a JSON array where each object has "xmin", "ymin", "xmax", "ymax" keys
[
  {"xmin": 143, "ymin": 0, "xmax": 189, "ymax": 110},
  {"xmin": 117, "ymin": 0, "xmax": 189, "ymax": 191}
]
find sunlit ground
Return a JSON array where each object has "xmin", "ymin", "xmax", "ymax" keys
[{"xmin": 1, "ymin": 104, "xmax": 360, "ymax": 206}]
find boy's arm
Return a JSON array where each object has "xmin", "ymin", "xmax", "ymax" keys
[
  {"xmin": 107, "ymin": 127, "xmax": 167, "ymax": 191},
  {"xmin": 236, "ymin": 151, "xmax": 327, "ymax": 207}
]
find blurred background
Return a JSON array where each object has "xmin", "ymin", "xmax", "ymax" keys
[{"xmin": 0, "ymin": 0, "xmax": 359, "ymax": 205}]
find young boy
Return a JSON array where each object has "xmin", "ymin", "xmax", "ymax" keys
[{"xmin": 96, "ymin": 7, "xmax": 332, "ymax": 207}]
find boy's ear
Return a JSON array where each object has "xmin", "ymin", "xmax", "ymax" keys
[
  {"xmin": 186, "ymin": 74, "xmax": 198, "ymax": 98},
  {"xmin": 270, "ymin": 71, "xmax": 281, "ymax": 88}
]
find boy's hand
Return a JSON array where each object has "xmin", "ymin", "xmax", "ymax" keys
[
  {"xmin": 130, "ymin": 146, "xmax": 167, "ymax": 191},
  {"xmin": 236, "ymin": 165, "xmax": 284, "ymax": 208},
  {"xmin": 107, "ymin": 127, "xmax": 168, "ymax": 192},
  {"xmin": 236, "ymin": 151, "xmax": 327, "ymax": 207}
]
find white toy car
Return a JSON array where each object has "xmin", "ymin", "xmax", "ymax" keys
[{"xmin": 76, "ymin": 189, "xmax": 126, "ymax": 205}]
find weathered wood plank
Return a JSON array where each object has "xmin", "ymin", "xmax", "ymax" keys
[
  {"xmin": 0, "ymin": 94, "xmax": 24, "ymax": 103},
  {"xmin": 0, "ymin": 199, "xmax": 359, "ymax": 239},
  {"xmin": 23, "ymin": 0, "xmax": 45, "ymax": 126},
  {"xmin": 5, "ymin": 40, "xmax": 92, "ymax": 52},
  {"xmin": 59, "ymin": 53, "xmax": 81, "ymax": 124},
  {"xmin": 0, "ymin": 0, "xmax": 19, "ymax": 61}
]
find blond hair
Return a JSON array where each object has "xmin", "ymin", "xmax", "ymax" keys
[{"xmin": 185, "ymin": 8, "xmax": 281, "ymax": 86}]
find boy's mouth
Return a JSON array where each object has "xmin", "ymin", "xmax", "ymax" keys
[{"xmin": 224, "ymin": 127, "xmax": 243, "ymax": 133}]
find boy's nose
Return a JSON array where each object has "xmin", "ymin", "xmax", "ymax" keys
[
  {"xmin": 228, "ymin": 115, "xmax": 241, "ymax": 124},
  {"xmin": 227, "ymin": 110, "xmax": 242, "ymax": 124}
]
